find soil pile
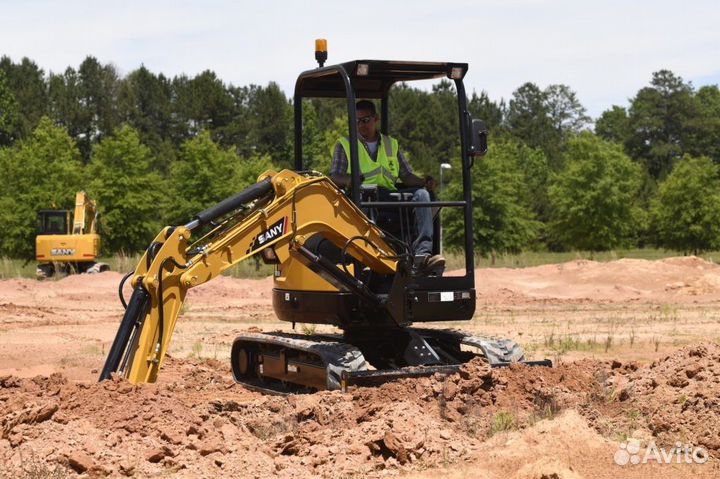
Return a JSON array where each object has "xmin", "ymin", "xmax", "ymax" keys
[
  {"xmin": 475, "ymin": 256, "xmax": 720, "ymax": 303},
  {"xmin": 2, "ymin": 345, "xmax": 717, "ymax": 478},
  {"xmin": 605, "ymin": 343, "xmax": 720, "ymax": 455}
]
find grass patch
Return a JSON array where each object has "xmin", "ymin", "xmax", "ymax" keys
[
  {"xmin": 0, "ymin": 257, "xmax": 37, "ymax": 279},
  {"xmin": 2, "ymin": 248, "xmax": 718, "ymax": 280},
  {"xmin": 489, "ymin": 411, "xmax": 516, "ymax": 435},
  {"xmin": 188, "ymin": 340, "xmax": 204, "ymax": 358}
]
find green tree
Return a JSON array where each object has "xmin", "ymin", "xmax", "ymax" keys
[
  {"xmin": 595, "ymin": 105, "xmax": 629, "ymax": 144},
  {"xmin": 545, "ymin": 84, "xmax": 590, "ymax": 139},
  {"xmin": 444, "ymin": 140, "xmax": 540, "ymax": 256},
  {"xmin": 117, "ymin": 66, "xmax": 176, "ymax": 171},
  {"xmin": 300, "ymin": 100, "xmax": 327, "ymax": 172},
  {"xmin": 506, "ymin": 83, "xmax": 554, "ymax": 150},
  {"xmin": 0, "ymin": 56, "xmax": 48, "ymax": 140},
  {"xmin": 497, "ymin": 138, "xmax": 551, "ymax": 223},
  {"xmin": 691, "ymin": 85, "xmax": 720, "ymax": 163},
  {"xmin": 47, "ymin": 57, "xmax": 122, "ymax": 162},
  {"xmin": 0, "ymin": 70, "xmax": 20, "ymax": 145},
  {"xmin": 173, "ymin": 70, "xmax": 235, "ymax": 142},
  {"xmin": 245, "ymin": 82, "xmax": 292, "ymax": 168},
  {"xmin": 468, "ymin": 90, "xmax": 505, "ymax": 134},
  {"xmin": 389, "ymin": 80, "xmax": 461, "ymax": 177},
  {"xmin": 87, "ymin": 125, "xmax": 163, "ymax": 253},
  {"xmin": 547, "ymin": 133, "xmax": 645, "ymax": 251},
  {"xmin": 0, "ymin": 117, "xmax": 83, "ymax": 257},
  {"xmin": 166, "ymin": 132, "xmax": 270, "ymax": 225},
  {"xmin": 625, "ymin": 70, "xmax": 698, "ymax": 178},
  {"xmin": 650, "ymin": 155, "xmax": 720, "ymax": 254}
]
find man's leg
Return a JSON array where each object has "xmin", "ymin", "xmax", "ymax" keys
[
  {"xmin": 412, "ymin": 188, "xmax": 445, "ymax": 272},
  {"xmin": 412, "ymin": 188, "xmax": 434, "ymax": 256}
]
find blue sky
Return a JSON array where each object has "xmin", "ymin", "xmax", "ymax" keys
[{"xmin": 2, "ymin": 0, "xmax": 718, "ymax": 117}]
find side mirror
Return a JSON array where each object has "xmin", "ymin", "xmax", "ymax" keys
[{"xmin": 470, "ymin": 119, "xmax": 488, "ymax": 157}]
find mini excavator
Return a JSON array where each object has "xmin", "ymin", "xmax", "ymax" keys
[{"xmin": 100, "ymin": 41, "xmax": 550, "ymax": 391}]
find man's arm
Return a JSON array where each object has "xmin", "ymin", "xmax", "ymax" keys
[
  {"xmin": 330, "ymin": 172, "xmax": 352, "ymax": 188},
  {"xmin": 329, "ymin": 142, "xmax": 351, "ymax": 188},
  {"xmin": 397, "ymin": 150, "xmax": 426, "ymax": 187},
  {"xmin": 329, "ymin": 142, "xmax": 364, "ymax": 188},
  {"xmin": 399, "ymin": 172, "xmax": 425, "ymax": 188}
]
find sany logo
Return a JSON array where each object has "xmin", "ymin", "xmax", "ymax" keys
[
  {"xmin": 51, "ymin": 248, "xmax": 75, "ymax": 256},
  {"xmin": 252, "ymin": 217, "xmax": 287, "ymax": 250}
]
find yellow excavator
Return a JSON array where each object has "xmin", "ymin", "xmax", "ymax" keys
[
  {"xmin": 100, "ymin": 43, "xmax": 550, "ymax": 391},
  {"xmin": 36, "ymin": 191, "xmax": 109, "ymax": 278}
]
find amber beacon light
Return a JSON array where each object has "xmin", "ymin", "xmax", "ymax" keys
[{"xmin": 315, "ymin": 38, "xmax": 327, "ymax": 67}]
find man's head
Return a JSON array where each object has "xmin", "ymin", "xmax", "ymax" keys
[{"xmin": 356, "ymin": 100, "xmax": 379, "ymax": 141}]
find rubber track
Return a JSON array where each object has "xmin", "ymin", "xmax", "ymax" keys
[
  {"xmin": 232, "ymin": 332, "xmax": 368, "ymax": 390},
  {"xmin": 233, "ymin": 329, "xmax": 525, "ymax": 391}
]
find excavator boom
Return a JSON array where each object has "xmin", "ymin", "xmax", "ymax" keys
[{"xmin": 101, "ymin": 170, "xmax": 398, "ymax": 383}]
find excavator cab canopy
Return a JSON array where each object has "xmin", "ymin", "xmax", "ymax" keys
[
  {"xmin": 293, "ymin": 58, "xmax": 485, "ymax": 282},
  {"xmin": 294, "ymin": 60, "xmax": 467, "ymax": 99}
]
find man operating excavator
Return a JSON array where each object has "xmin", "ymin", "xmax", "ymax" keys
[{"xmin": 330, "ymin": 99, "xmax": 445, "ymax": 272}]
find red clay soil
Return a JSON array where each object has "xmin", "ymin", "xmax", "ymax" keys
[
  {"xmin": 2, "ymin": 346, "xmax": 719, "ymax": 478},
  {"xmin": 2, "ymin": 257, "xmax": 720, "ymax": 477}
]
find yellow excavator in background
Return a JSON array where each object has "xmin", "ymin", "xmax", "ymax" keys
[
  {"xmin": 100, "ymin": 43, "xmax": 550, "ymax": 391},
  {"xmin": 35, "ymin": 191, "xmax": 110, "ymax": 278}
]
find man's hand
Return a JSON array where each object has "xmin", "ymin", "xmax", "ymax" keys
[{"xmin": 330, "ymin": 172, "xmax": 365, "ymax": 188}]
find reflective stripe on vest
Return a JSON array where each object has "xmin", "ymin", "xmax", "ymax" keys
[{"xmin": 338, "ymin": 134, "xmax": 400, "ymax": 191}]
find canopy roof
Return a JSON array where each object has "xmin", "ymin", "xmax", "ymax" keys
[{"xmin": 294, "ymin": 60, "xmax": 468, "ymax": 99}]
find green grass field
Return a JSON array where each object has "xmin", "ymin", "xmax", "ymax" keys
[{"xmin": 2, "ymin": 248, "xmax": 718, "ymax": 280}]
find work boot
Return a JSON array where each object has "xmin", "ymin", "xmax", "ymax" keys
[
  {"xmin": 424, "ymin": 254, "xmax": 446, "ymax": 270},
  {"xmin": 414, "ymin": 254, "xmax": 445, "ymax": 275}
]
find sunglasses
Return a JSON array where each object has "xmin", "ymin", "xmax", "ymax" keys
[{"xmin": 357, "ymin": 115, "xmax": 375, "ymax": 125}]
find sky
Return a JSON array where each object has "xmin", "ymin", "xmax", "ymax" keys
[{"xmin": 1, "ymin": 0, "xmax": 719, "ymax": 118}]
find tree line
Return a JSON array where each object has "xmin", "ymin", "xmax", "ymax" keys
[{"xmin": 1, "ymin": 55, "xmax": 719, "ymax": 259}]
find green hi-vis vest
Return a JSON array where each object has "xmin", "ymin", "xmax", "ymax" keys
[{"xmin": 338, "ymin": 134, "xmax": 400, "ymax": 191}]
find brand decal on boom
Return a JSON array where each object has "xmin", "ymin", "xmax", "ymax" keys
[{"xmin": 252, "ymin": 217, "xmax": 287, "ymax": 250}]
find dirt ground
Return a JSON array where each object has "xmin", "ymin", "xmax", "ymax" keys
[{"xmin": 1, "ymin": 256, "xmax": 719, "ymax": 478}]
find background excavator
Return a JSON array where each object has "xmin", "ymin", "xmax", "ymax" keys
[
  {"xmin": 35, "ymin": 191, "xmax": 110, "ymax": 278},
  {"xmin": 100, "ymin": 41, "xmax": 550, "ymax": 391}
]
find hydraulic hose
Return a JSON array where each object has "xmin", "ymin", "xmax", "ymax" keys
[{"xmin": 118, "ymin": 271, "xmax": 134, "ymax": 309}]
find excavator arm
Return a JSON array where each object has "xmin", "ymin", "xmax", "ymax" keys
[
  {"xmin": 72, "ymin": 191, "xmax": 98, "ymax": 235},
  {"xmin": 100, "ymin": 170, "xmax": 398, "ymax": 384}
]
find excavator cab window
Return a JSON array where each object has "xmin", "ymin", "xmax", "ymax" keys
[{"xmin": 37, "ymin": 211, "xmax": 69, "ymax": 235}]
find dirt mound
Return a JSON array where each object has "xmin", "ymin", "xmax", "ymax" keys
[
  {"xmin": 605, "ymin": 343, "xmax": 720, "ymax": 455},
  {"xmin": 2, "ymin": 344, "xmax": 719, "ymax": 477},
  {"xmin": 475, "ymin": 257, "xmax": 720, "ymax": 303}
]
